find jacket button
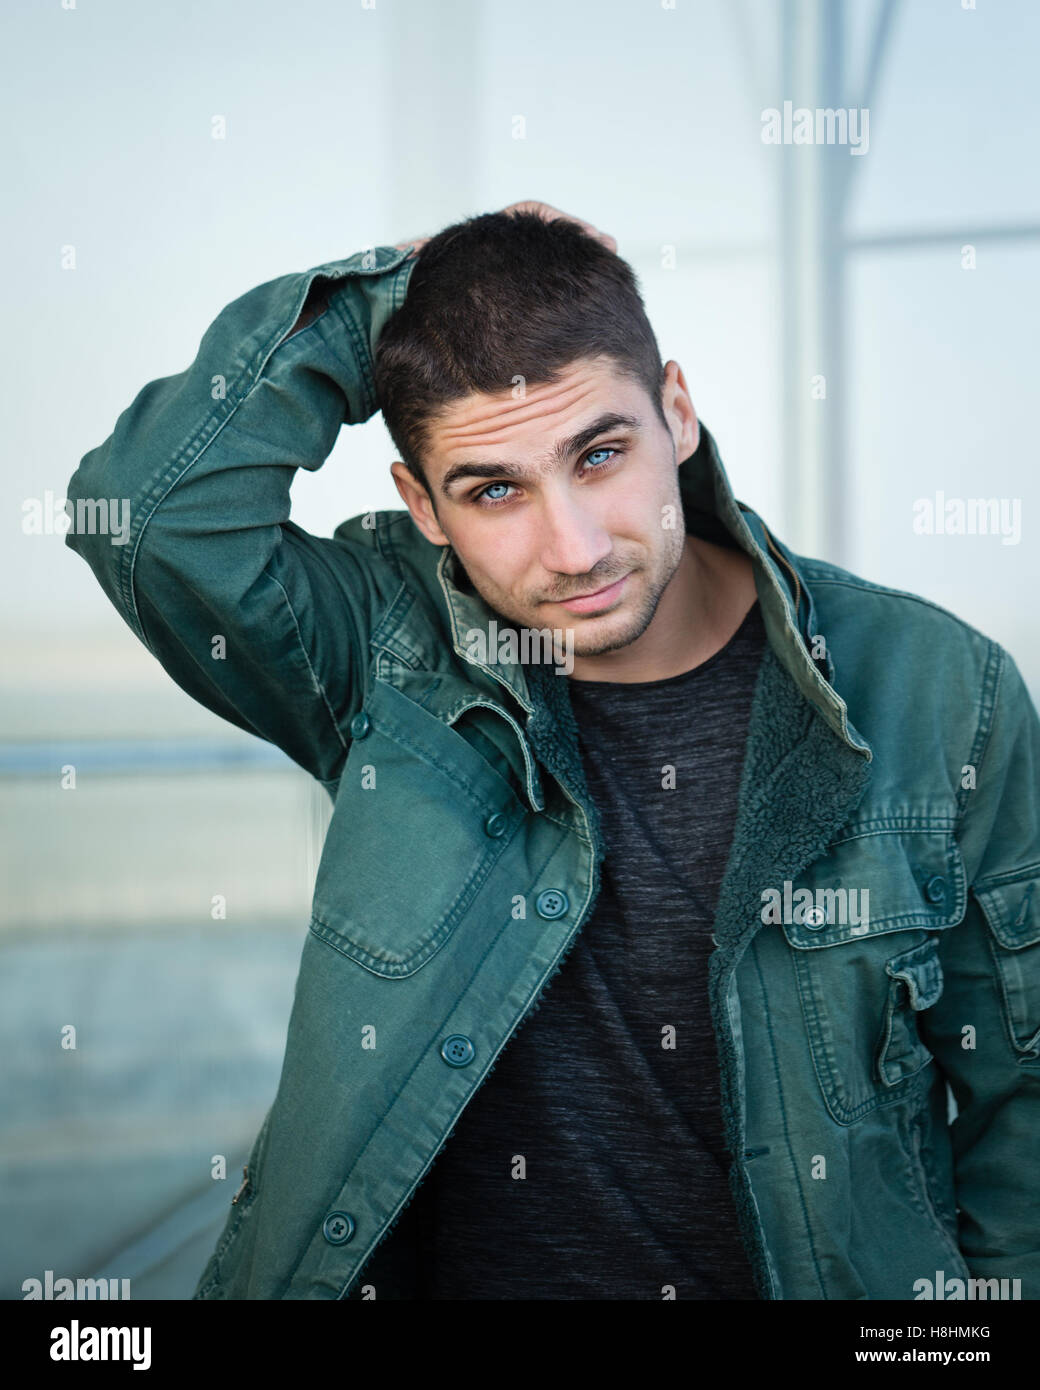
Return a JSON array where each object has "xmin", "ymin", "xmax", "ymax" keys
[
  {"xmin": 484, "ymin": 812, "xmax": 508, "ymax": 837},
  {"xmin": 535, "ymin": 889, "xmax": 569, "ymax": 919},
  {"xmin": 923, "ymin": 874, "xmax": 947, "ymax": 905},
  {"xmin": 440, "ymin": 1034, "xmax": 475, "ymax": 1067},
  {"xmin": 804, "ymin": 905, "xmax": 827, "ymax": 930},
  {"xmin": 322, "ymin": 1211, "xmax": 355, "ymax": 1245},
  {"xmin": 350, "ymin": 711, "xmax": 371, "ymax": 739}
]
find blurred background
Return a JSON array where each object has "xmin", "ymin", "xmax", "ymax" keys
[{"xmin": 2, "ymin": 0, "xmax": 1037, "ymax": 1299}]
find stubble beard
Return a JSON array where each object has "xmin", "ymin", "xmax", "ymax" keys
[{"xmin": 565, "ymin": 521, "xmax": 687, "ymax": 657}]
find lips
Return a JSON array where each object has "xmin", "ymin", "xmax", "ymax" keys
[{"xmin": 556, "ymin": 573, "xmax": 630, "ymax": 614}]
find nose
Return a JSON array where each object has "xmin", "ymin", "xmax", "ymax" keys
[{"xmin": 537, "ymin": 486, "xmax": 613, "ymax": 579}]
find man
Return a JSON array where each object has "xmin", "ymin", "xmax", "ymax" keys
[{"xmin": 66, "ymin": 204, "xmax": 1040, "ymax": 1301}]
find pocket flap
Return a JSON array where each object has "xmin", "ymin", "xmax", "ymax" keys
[
  {"xmin": 973, "ymin": 871, "xmax": 1040, "ymax": 950},
  {"xmin": 885, "ymin": 939, "xmax": 944, "ymax": 1011},
  {"xmin": 776, "ymin": 828, "xmax": 966, "ymax": 950}
]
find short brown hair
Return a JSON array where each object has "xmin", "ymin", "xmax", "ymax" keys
[{"xmin": 373, "ymin": 210, "xmax": 668, "ymax": 494}]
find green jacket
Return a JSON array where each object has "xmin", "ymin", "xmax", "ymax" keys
[{"xmin": 65, "ymin": 244, "xmax": 1040, "ymax": 1301}]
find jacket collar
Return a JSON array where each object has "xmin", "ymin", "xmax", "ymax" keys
[{"xmin": 431, "ymin": 423, "xmax": 872, "ymax": 763}]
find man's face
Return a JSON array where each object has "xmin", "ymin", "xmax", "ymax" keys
[{"xmin": 390, "ymin": 355, "xmax": 699, "ymax": 658}]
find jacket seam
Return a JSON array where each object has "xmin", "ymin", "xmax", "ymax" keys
[
  {"xmin": 263, "ymin": 568, "xmax": 349, "ymax": 768},
  {"xmin": 328, "ymin": 290, "xmax": 377, "ymax": 419},
  {"xmin": 749, "ymin": 934, "xmax": 827, "ymax": 1296},
  {"xmin": 973, "ymin": 861, "xmax": 1040, "ymax": 893},
  {"xmin": 532, "ymin": 803, "xmax": 591, "ymax": 843},
  {"xmin": 120, "ymin": 274, "xmax": 327, "ymax": 646},
  {"xmin": 803, "ymin": 572, "xmax": 998, "ymax": 645},
  {"xmin": 956, "ymin": 640, "xmax": 1006, "ymax": 850},
  {"xmin": 827, "ymin": 819, "xmax": 958, "ymax": 844}
]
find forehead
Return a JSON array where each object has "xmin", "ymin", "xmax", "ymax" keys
[{"xmin": 424, "ymin": 356, "xmax": 646, "ymax": 470}]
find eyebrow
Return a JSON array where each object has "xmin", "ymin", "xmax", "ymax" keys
[{"xmin": 439, "ymin": 411, "xmax": 643, "ymax": 497}]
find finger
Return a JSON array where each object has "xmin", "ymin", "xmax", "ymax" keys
[{"xmin": 503, "ymin": 201, "xmax": 615, "ymax": 252}]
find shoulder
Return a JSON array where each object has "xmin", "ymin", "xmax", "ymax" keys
[
  {"xmin": 797, "ymin": 553, "xmax": 998, "ymax": 655},
  {"xmin": 794, "ymin": 554, "xmax": 1012, "ymax": 731}
]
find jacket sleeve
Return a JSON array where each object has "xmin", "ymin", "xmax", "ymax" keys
[
  {"xmin": 918, "ymin": 641, "xmax": 1040, "ymax": 1295},
  {"xmin": 64, "ymin": 244, "xmax": 416, "ymax": 789}
]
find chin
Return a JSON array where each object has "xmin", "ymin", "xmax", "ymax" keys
[{"xmin": 567, "ymin": 611, "xmax": 645, "ymax": 656}]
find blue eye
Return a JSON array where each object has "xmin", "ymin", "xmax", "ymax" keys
[
  {"xmin": 482, "ymin": 482, "xmax": 510, "ymax": 500},
  {"xmin": 585, "ymin": 447, "xmax": 615, "ymax": 467}
]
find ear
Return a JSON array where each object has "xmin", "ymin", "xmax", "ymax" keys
[
  {"xmin": 661, "ymin": 360, "xmax": 699, "ymax": 460},
  {"xmin": 390, "ymin": 461, "xmax": 450, "ymax": 547}
]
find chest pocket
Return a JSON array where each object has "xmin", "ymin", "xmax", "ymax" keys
[
  {"xmin": 777, "ymin": 827, "xmax": 966, "ymax": 1125},
  {"xmin": 310, "ymin": 676, "xmax": 525, "ymax": 978}
]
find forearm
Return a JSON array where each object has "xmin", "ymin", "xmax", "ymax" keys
[{"xmin": 65, "ymin": 245, "xmax": 415, "ymax": 647}]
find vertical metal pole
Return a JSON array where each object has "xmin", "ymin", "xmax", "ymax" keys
[
  {"xmin": 779, "ymin": 0, "xmax": 798, "ymax": 547},
  {"xmin": 779, "ymin": 0, "xmax": 826, "ymax": 555},
  {"xmin": 820, "ymin": 1, "xmax": 847, "ymax": 561}
]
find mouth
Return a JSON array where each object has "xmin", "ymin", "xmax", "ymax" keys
[{"xmin": 555, "ymin": 572, "xmax": 630, "ymax": 615}]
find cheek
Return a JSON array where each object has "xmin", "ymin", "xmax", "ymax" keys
[
  {"xmin": 605, "ymin": 478, "xmax": 670, "ymax": 543},
  {"xmin": 463, "ymin": 531, "xmax": 528, "ymax": 595},
  {"xmin": 606, "ymin": 497, "xmax": 670, "ymax": 550}
]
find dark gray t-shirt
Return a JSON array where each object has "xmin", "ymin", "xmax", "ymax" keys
[{"xmin": 355, "ymin": 599, "xmax": 767, "ymax": 1300}]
